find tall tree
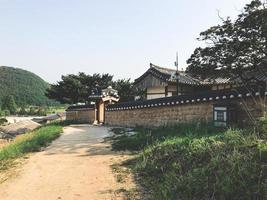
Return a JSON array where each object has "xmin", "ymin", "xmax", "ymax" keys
[
  {"xmin": 2, "ymin": 95, "xmax": 17, "ymax": 114},
  {"xmin": 46, "ymin": 73, "xmax": 114, "ymax": 104},
  {"xmin": 46, "ymin": 74, "xmax": 84, "ymax": 104},
  {"xmin": 187, "ymin": 0, "xmax": 267, "ymax": 85},
  {"xmin": 112, "ymin": 79, "xmax": 135, "ymax": 102}
]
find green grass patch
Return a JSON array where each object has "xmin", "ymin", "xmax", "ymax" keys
[
  {"xmin": 110, "ymin": 121, "xmax": 267, "ymax": 200},
  {"xmin": 110, "ymin": 122, "xmax": 222, "ymax": 151},
  {"xmin": 0, "ymin": 124, "xmax": 63, "ymax": 164}
]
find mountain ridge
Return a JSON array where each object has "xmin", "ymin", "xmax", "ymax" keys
[{"xmin": 0, "ymin": 66, "xmax": 56, "ymax": 106}]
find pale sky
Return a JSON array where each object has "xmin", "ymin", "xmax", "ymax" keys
[{"xmin": 0, "ymin": 0, "xmax": 252, "ymax": 83}]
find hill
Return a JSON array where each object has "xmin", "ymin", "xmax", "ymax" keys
[{"xmin": 0, "ymin": 66, "xmax": 56, "ymax": 106}]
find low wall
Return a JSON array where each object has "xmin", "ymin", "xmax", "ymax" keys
[
  {"xmin": 105, "ymin": 102, "xmax": 213, "ymax": 127},
  {"xmin": 105, "ymin": 89, "xmax": 266, "ymax": 127},
  {"xmin": 66, "ymin": 105, "xmax": 95, "ymax": 123}
]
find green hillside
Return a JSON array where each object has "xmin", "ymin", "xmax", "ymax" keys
[{"xmin": 0, "ymin": 66, "xmax": 56, "ymax": 106}]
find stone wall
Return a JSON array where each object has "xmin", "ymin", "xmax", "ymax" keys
[
  {"xmin": 105, "ymin": 101, "xmax": 213, "ymax": 127},
  {"xmin": 105, "ymin": 92, "xmax": 266, "ymax": 127},
  {"xmin": 66, "ymin": 109, "xmax": 95, "ymax": 123}
]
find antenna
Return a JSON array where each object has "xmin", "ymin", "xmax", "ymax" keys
[
  {"xmin": 174, "ymin": 51, "xmax": 179, "ymax": 96},
  {"xmin": 174, "ymin": 51, "xmax": 178, "ymax": 71}
]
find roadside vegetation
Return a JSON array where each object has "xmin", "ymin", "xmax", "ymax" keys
[
  {"xmin": 110, "ymin": 119, "xmax": 267, "ymax": 200},
  {"xmin": 0, "ymin": 123, "xmax": 63, "ymax": 172},
  {"xmin": 0, "ymin": 105, "xmax": 66, "ymax": 119}
]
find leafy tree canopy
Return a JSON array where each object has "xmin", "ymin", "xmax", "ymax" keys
[
  {"xmin": 186, "ymin": 0, "xmax": 267, "ymax": 83},
  {"xmin": 46, "ymin": 73, "xmax": 136, "ymax": 104}
]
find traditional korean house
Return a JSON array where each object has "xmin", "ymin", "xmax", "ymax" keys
[
  {"xmin": 66, "ymin": 63, "xmax": 266, "ymax": 127},
  {"xmin": 134, "ymin": 63, "xmax": 238, "ymax": 100}
]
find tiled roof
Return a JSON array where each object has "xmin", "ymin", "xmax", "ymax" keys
[
  {"xmin": 106, "ymin": 88, "xmax": 266, "ymax": 111},
  {"xmin": 135, "ymin": 63, "xmax": 267, "ymax": 87},
  {"xmin": 151, "ymin": 64, "xmax": 177, "ymax": 75},
  {"xmin": 134, "ymin": 63, "xmax": 201, "ymax": 86},
  {"xmin": 201, "ymin": 77, "xmax": 231, "ymax": 85},
  {"xmin": 66, "ymin": 104, "xmax": 95, "ymax": 111}
]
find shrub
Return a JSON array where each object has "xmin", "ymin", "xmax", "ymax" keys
[
  {"xmin": 3, "ymin": 110, "xmax": 10, "ymax": 116},
  {"xmin": 0, "ymin": 118, "xmax": 8, "ymax": 126},
  {"xmin": 18, "ymin": 106, "xmax": 27, "ymax": 116}
]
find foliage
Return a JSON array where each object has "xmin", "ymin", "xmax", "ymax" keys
[
  {"xmin": 1, "ymin": 95, "xmax": 17, "ymax": 114},
  {"xmin": 16, "ymin": 105, "xmax": 66, "ymax": 116},
  {"xmin": 18, "ymin": 105, "xmax": 27, "ymax": 115},
  {"xmin": 112, "ymin": 79, "xmax": 135, "ymax": 102},
  {"xmin": 187, "ymin": 0, "xmax": 267, "ymax": 83},
  {"xmin": 46, "ymin": 72, "xmax": 136, "ymax": 104},
  {"xmin": 0, "ymin": 66, "xmax": 58, "ymax": 106},
  {"xmin": 3, "ymin": 110, "xmax": 10, "ymax": 116},
  {"xmin": 110, "ymin": 122, "xmax": 221, "ymax": 151},
  {"xmin": 0, "ymin": 124, "xmax": 63, "ymax": 162},
  {"xmin": 46, "ymin": 73, "xmax": 113, "ymax": 104},
  {"xmin": 110, "ymin": 121, "xmax": 267, "ymax": 199},
  {"xmin": 0, "ymin": 118, "xmax": 8, "ymax": 126}
]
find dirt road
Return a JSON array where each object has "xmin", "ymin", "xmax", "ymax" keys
[{"xmin": 0, "ymin": 125, "xmax": 135, "ymax": 200}]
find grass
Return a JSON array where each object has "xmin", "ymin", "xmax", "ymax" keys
[
  {"xmin": 0, "ymin": 123, "xmax": 63, "ymax": 171},
  {"xmin": 110, "ymin": 121, "xmax": 267, "ymax": 200},
  {"xmin": 110, "ymin": 122, "xmax": 223, "ymax": 151}
]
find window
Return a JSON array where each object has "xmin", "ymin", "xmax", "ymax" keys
[{"xmin": 214, "ymin": 106, "xmax": 227, "ymax": 127}]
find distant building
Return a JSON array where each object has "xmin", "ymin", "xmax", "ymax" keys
[{"xmin": 133, "ymin": 63, "xmax": 234, "ymax": 100}]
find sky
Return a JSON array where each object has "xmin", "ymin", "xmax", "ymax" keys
[{"xmin": 0, "ymin": 0, "xmax": 252, "ymax": 83}]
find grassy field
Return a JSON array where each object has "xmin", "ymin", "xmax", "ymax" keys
[
  {"xmin": 0, "ymin": 123, "xmax": 63, "ymax": 172},
  {"xmin": 110, "ymin": 120, "xmax": 267, "ymax": 200}
]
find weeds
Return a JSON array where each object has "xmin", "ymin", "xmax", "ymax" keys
[
  {"xmin": 0, "ymin": 124, "xmax": 63, "ymax": 171},
  {"xmin": 110, "ymin": 120, "xmax": 267, "ymax": 200},
  {"xmin": 110, "ymin": 122, "xmax": 222, "ymax": 151}
]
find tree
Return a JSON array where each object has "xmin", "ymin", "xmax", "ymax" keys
[
  {"xmin": 187, "ymin": 0, "xmax": 267, "ymax": 124},
  {"xmin": 187, "ymin": 0, "xmax": 267, "ymax": 86},
  {"xmin": 46, "ymin": 71, "xmax": 140, "ymax": 104},
  {"xmin": 112, "ymin": 79, "xmax": 135, "ymax": 102},
  {"xmin": 46, "ymin": 73, "xmax": 114, "ymax": 104},
  {"xmin": 18, "ymin": 105, "xmax": 27, "ymax": 116},
  {"xmin": 46, "ymin": 74, "xmax": 84, "ymax": 104},
  {"xmin": 1, "ymin": 95, "xmax": 17, "ymax": 114}
]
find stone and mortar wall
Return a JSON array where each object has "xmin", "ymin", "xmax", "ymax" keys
[
  {"xmin": 105, "ymin": 97, "xmax": 266, "ymax": 127},
  {"xmin": 66, "ymin": 109, "xmax": 95, "ymax": 123},
  {"xmin": 105, "ymin": 102, "xmax": 213, "ymax": 127}
]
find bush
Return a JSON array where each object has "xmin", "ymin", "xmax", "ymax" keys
[
  {"xmin": 0, "ymin": 118, "xmax": 8, "ymax": 126},
  {"xmin": 0, "ymin": 110, "xmax": 4, "ymax": 117},
  {"xmin": 3, "ymin": 110, "xmax": 10, "ymax": 116},
  {"xmin": 18, "ymin": 106, "xmax": 27, "ymax": 116}
]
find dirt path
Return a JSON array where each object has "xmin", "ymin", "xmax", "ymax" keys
[{"xmin": 0, "ymin": 125, "xmax": 135, "ymax": 200}]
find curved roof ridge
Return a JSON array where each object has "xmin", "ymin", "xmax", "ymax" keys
[{"xmin": 150, "ymin": 63, "xmax": 184, "ymax": 73}]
